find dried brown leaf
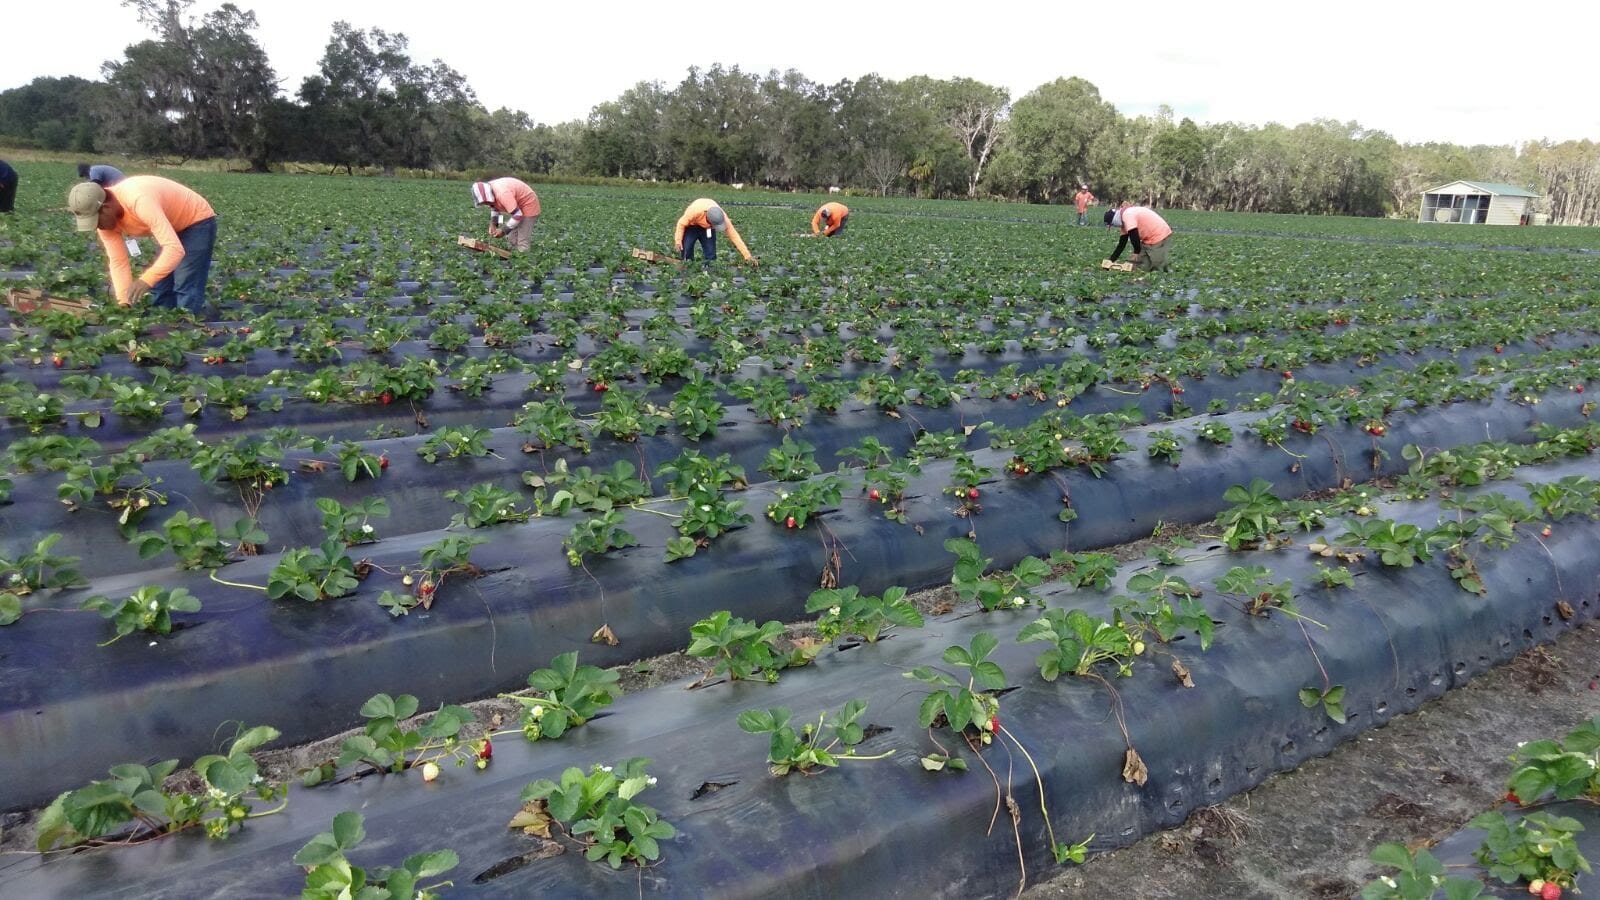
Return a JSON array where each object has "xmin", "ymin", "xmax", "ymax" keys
[
  {"xmin": 1122, "ymin": 748, "xmax": 1149, "ymax": 786},
  {"xmin": 591, "ymin": 624, "xmax": 619, "ymax": 646},
  {"xmin": 1171, "ymin": 659, "xmax": 1195, "ymax": 688}
]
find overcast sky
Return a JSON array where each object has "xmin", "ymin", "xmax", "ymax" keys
[{"xmin": 5, "ymin": 0, "xmax": 1596, "ymax": 147}]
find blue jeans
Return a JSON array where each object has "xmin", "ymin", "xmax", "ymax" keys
[
  {"xmin": 1077, "ymin": 211, "xmax": 1087, "ymax": 226},
  {"xmin": 149, "ymin": 216, "xmax": 217, "ymax": 313},
  {"xmin": 681, "ymin": 227, "xmax": 716, "ymax": 261}
]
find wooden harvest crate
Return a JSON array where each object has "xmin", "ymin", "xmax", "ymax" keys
[
  {"xmin": 1099, "ymin": 260, "xmax": 1135, "ymax": 272},
  {"xmin": 3, "ymin": 288, "xmax": 93, "ymax": 316},
  {"xmin": 456, "ymin": 235, "xmax": 512, "ymax": 260}
]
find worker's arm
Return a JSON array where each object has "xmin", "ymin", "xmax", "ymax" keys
[
  {"xmin": 1108, "ymin": 233, "xmax": 1131, "ymax": 262},
  {"xmin": 673, "ymin": 216, "xmax": 688, "ymax": 253},
  {"xmin": 811, "ymin": 209, "xmax": 823, "ymax": 235},
  {"xmin": 98, "ymin": 230, "xmax": 134, "ymax": 304},
  {"xmin": 724, "ymin": 221, "xmax": 753, "ymax": 261},
  {"xmin": 136, "ymin": 199, "xmax": 187, "ymax": 288}
]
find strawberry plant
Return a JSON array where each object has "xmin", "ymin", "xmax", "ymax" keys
[
  {"xmin": 655, "ymin": 450, "xmax": 747, "ymax": 497},
  {"xmin": 1, "ymin": 534, "xmax": 87, "ymax": 623},
  {"xmin": 563, "ymin": 509, "xmax": 638, "ymax": 567},
  {"xmin": 416, "ymin": 425, "xmax": 495, "ymax": 463},
  {"xmin": 765, "ymin": 475, "xmax": 844, "ymax": 530},
  {"xmin": 905, "ymin": 633, "xmax": 1005, "ymax": 743},
  {"xmin": 1298, "ymin": 685, "xmax": 1348, "ymax": 724},
  {"xmin": 1216, "ymin": 565, "xmax": 1298, "ymax": 618},
  {"xmin": 294, "ymin": 811, "xmax": 458, "ymax": 900},
  {"xmin": 1047, "ymin": 550, "xmax": 1120, "ymax": 590},
  {"xmin": 593, "ymin": 389, "xmax": 667, "ymax": 442},
  {"xmin": 1110, "ymin": 572, "xmax": 1215, "ymax": 648},
  {"xmin": 1505, "ymin": 716, "xmax": 1600, "ymax": 804},
  {"xmin": 1146, "ymin": 429, "xmax": 1184, "ymax": 466},
  {"xmin": 759, "ymin": 434, "xmax": 823, "ymax": 481},
  {"xmin": 738, "ymin": 700, "xmax": 893, "ymax": 776},
  {"xmin": 1470, "ymin": 811, "xmax": 1590, "ymax": 893},
  {"xmin": 316, "ymin": 497, "xmax": 388, "ymax": 545},
  {"xmin": 514, "ymin": 399, "xmax": 590, "ymax": 452},
  {"xmin": 1216, "ymin": 479, "xmax": 1286, "ymax": 549},
  {"xmin": 333, "ymin": 693, "xmax": 475, "ymax": 775},
  {"xmin": 1336, "ymin": 519, "xmax": 1434, "ymax": 568},
  {"xmin": 668, "ymin": 375, "xmax": 725, "ymax": 441},
  {"xmin": 268, "ymin": 540, "xmax": 361, "ymax": 601},
  {"xmin": 946, "ymin": 538, "xmax": 1051, "ymax": 611},
  {"xmin": 82, "ymin": 586, "xmax": 202, "ymax": 644},
  {"xmin": 1020, "ymin": 608, "xmax": 1141, "ymax": 679},
  {"xmin": 445, "ymin": 483, "xmax": 531, "ymax": 528},
  {"xmin": 333, "ymin": 441, "xmax": 386, "ymax": 481},
  {"xmin": 686, "ymin": 610, "xmax": 809, "ymax": 683},
  {"xmin": 57, "ymin": 458, "xmax": 167, "ymax": 527},
  {"xmin": 670, "ymin": 488, "xmax": 751, "ymax": 560},
  {"xmin": 513, "ymin": 758, "xmax": 675, "ymax": 869},
  {"xmin": 504, "ymin": 651, "xmax": 620, "ymax": 742},
  {"xmin": 1359, "ymin": 843, "xmax": 1484, "ymax": 900},
  {"xmin": 805, "ymin": 585, "xmax": 924, "ymax": 642}
]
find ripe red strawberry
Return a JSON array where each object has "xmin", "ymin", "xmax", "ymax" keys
[
  {"xmin": 379, "ymin": 391, "xmax": 393, "ymax": 405},
  {"xmin": 1575, "ymin": 385, "xmax": 1586, "ymax": 394},
  {"xmin": 1505, "ymin": 790, "xmax": 1522, "ymax": 805},
  {"xmin": 1542, "ymin": 882, "xmax": 1562, "ymax": 900},
  {"xmin": 378, "ymin": 455, "xmax": 389, "ymax": 471},
  {"xmin": 1281, "ymin": 370, "xmax": 1294, "ymax": 380},
  {"xmin": 1541, "ymin": 526, "xmax": 1553, "ymax": 538},
  {"xmin": 1171, "ymin": 386, "xmax": 1185, "ymax": 395},
  {"xmin": 967, "ymin": 488, "xmax": 980, "ymax": 500},
  {"xmin": 785, "ymin": 516, "xmax": 797, "ymax": 529},
  {"xmin": 1008, "ymin": 393, "xmax": 1020, "ymax": 400},
  {"xmin": 868, "ymin": 489, "xmax": 881, "ymax": 501},
  {"xmin": 1494, "ymin": 345, "xmax": 1504, "ymax": 354},
  {"xmin": 988, "ymin": 714, "xmax": 1000, "ymax": 733},
  {"xmin": 478, "ymin": 739, "xmax": 493, "ymax": 761},
  {"xmin": 52, "ymin": 356, "xmax": 63, "ymax": 368}
]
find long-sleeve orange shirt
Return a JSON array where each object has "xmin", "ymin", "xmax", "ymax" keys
[
  {"xmin": 1074, "ymin": 190, "xmax": 1096, "ymax": 213},
  {"xmin": 487, "ymin": 177, "xmax": 540, "ymax": 227},
  {"xmin": 97, "ymin": 176, "xmax": 215, "ymax": 303},
  {"xmin": 812, "ymin": 201, "xmax": 849, "ymax": 235},
  {"xmin": 674, "ymin": 198, "xmax": 752, "ymax": 260}
]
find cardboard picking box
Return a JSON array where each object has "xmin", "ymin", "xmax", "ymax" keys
[
  {"xmin": 630, "ymin": 248, "xmax": 680, "ymax": 265},
  {"xmin": 1099, "ymin": 260, "xmax": 1135, "ymax": 272},
  {"xmin": 456, "ymin": 235, "xmax": 513, "ymax": 260},
  {"xmin": 3, "ymin": 288, "xmax": 93, "ymax": 316}
]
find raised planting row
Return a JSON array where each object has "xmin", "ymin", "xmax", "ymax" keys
[
  {"xmin": 1, "ymin": 384, "xmax": 1595, "ymax": 810},
  {"xmin": 7, "ymin": 330, "xmax": 1600, "ymax": 580},
  {"xmin": 2, "ymin": 452, "xmax": 1597, "ymax": 898}
]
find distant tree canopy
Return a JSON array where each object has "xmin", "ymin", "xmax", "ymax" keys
[{"xmin": 3, "ymin": 0, "xmax": 1596, "ymax": 223}]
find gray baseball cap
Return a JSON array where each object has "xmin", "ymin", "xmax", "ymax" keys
[{"xmin": 705, "ymin": 205, "xmax": 726, "ymax": 229}]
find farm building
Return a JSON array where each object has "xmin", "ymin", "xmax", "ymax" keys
[{"xmin": 1419, "ymin": 180, "xmax": 1540, "ymax": 225}]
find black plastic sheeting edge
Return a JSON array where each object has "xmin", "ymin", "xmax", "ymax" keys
[
  {"xmin": 1432, "ymin": 801, "xmax": 1600, "ymax": 898},
  {"xmin": 2, "ymin": 471, "xmax": 1597, "ymax": 898},
  {"xmin": 0, "ymin": 394, "xmax": 1588, "ymax": 810}
]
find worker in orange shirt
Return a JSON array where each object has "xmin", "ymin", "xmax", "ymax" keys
[
  {"xmin": 67, "ymin": 176, "xmax": 217, "ymax": 312},
  {"xmin": 812, "ymin": 201, "xmax": 849, "ymax": 237},
  {"xmin": 471, "ymin": 178, "xmax": 541, "ymax": 251},
  {"xmin": 1104, "ymin": 204, "xmax": 1174, "ymax": 272},
  {"xmin": 675, "ymin": 198, "xmax": 755, "ymax": 264},
  {"xmin": 1073, "ymin": 185, "xmax": 1096, "ymax": 226}
]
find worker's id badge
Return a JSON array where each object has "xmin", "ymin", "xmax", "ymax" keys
[
  {"xmin": 125, "ymin": 238, "xmax": 141, "ymax": 258},
  {"xmin": 705, "ymin": 227, "xmax": 713, "ymax": 238}
]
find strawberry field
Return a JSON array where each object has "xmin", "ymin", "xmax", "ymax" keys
[{"xmin": 3, "ymin": 162, "xmax": 1600, "ymax": 898}]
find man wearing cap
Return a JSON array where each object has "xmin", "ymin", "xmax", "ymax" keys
[
  {"xmin": 1073, "ymin": 185, "xmax": 1096, "ymax": 226},
  {"xmin": 470, "ymin": 178, "xmax": 540, "ymax": 252},
  {"xmin": 67, "ymin": 176, "xmax": 217, "ymax": 312},
  {"xmin": 0, "ymin": 159, "xmax": 17, "ymax": 214},
  {"xmin": 811, "ymin": 201, "xmax": 848, "ymax": 237},
  {"xmin": 675, "ymin": 198, "xmax": 755, "ymax": 264},
  {"xmin": 1104, "ymin": 204, "xmax": 1173, "ymax": 272},
  {"xmin": 78, "ymin": 163, "xmax": 126, "ymax": 187}
]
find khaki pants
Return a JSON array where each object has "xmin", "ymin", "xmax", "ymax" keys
[
  {"xmin": 1135, "ymin": 236, "xmax": 1172, "ymax": 272},
  {"xmin": 504, "ymin": 216, "xmax": 537, "ymax": 252}
]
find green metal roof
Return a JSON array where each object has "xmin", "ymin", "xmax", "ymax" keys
[{"xmin": 1435, "ymin": 180, "xmax": 1540, "ymax": 198}]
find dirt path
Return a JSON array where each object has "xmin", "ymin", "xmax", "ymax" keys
[{"xmin": 1027, "ymin": 621, "xmax": 1600, "ymax": 899}]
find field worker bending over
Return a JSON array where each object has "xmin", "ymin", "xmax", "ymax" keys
[
  {"xmin": 1104, "ymin": 204, "xmax": 1173, "ymax": 272},
  {"xmin": 812, "ymin": 201, "xmax": 849, "ymax": 236},
  {"xmin": 67, "ymin": 176, "xmax": 217, "ymax": 312},
  {"xmin": 675, "ymin": 198, "xmax": 755, "ymax": 264},
  {"xmin": 471, "ymin": 178, "xmax": 541, "ymax": 251},
  {"xmin": 78, "ymin": 163, "xmax": 126, "ymax": 187},
  {"xmin": 1073, "ymin": 185, "xmax": 1095, "ymax": 226},
  {"xmin": 0, "ymin": 159, "xmax": 16, "ymax": 213}
]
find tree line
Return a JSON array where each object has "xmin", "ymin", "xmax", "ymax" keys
[{"xmin": 3, "ymin": 0, "xmax": 1598, "ymax": 224}]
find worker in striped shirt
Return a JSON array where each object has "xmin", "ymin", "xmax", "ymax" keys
[
  {"xmin": 1104, "ymin": 205, "xmax": 1174, "ymax": 272},
  {"xmin": 675, "ymin": 198, "xmax": 755, "ymax": 264},
  {"xmin": 67, "ymin": 176, "xmax": 217, "ymax": 312},
  {"xmin": 471, "ymin": 178, "xmax": 541, "ymax": 251},
  {"xmin": 812, "ymin": 201, "xmax": 849, "ymax": 237}
]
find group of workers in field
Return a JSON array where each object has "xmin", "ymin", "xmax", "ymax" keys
[{"xmin": 0, "ymin": 157, "xmax": 1172, "ymax": 315}]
